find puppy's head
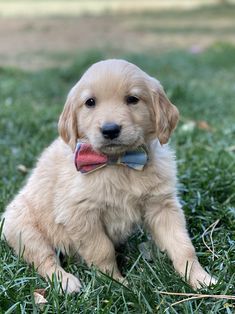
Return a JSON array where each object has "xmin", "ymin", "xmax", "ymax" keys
[{"xmin": 58, "ymin": 59, "xmax": 179, "ymax": 154}]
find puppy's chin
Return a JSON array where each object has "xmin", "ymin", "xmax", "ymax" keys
[
  {"xmin": 95, "ymin": 139, "xmax": 143, "ymax": 156},
  {"xmin": 99, "ymin": 144, "xmax": 129, "ymax": 155}
]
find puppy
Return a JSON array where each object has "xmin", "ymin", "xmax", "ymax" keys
[{"xmin": 2, "ymin": 59, "xmax": 216, "ymax": 293}]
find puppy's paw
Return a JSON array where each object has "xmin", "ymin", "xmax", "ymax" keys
[
  {"xmin": 60, "ymin": 271, "xmax": 82, "ymax": 294},
  {"xmin": 47, "ymin": 267, "xmax": 82, "ymax": 294},
  {"xmin": 189, "ymin": 265, "xmax": 217, "ymax": 289}
]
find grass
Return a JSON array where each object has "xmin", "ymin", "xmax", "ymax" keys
[{"xmin": 0, "ymin": 43, "xmax": 235, "ymax": 313}]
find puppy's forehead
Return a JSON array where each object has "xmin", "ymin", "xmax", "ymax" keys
[
  {"xmin": 78, "ymin": 59, "xmax": 149, "ymax": 93},
  {"xmin": 86, "ymin": 59, "xmax": 143, "ymax": 77}
]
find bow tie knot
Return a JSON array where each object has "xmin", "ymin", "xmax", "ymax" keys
[{"xmin": 74, "ymin": 143, "xmax": 148, "ymax": 174}]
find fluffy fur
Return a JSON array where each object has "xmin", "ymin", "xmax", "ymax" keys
[{"xmin": 2, "ymin": 59, "xmax": 216, "ymax": 293}]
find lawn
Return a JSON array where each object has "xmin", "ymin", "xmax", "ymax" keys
[{"xmin": 0, "ymin": 6, "xmax": 235, "ymax": 313}]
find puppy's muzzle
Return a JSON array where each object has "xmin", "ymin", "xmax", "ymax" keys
[{"xmin": 101, "ymin": 123, "xmax": 122, "ymax": 140}]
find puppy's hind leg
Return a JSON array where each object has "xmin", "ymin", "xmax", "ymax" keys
[{"xmin": 3, "ymin": 204, "xmax": 81, "ymax": 294}]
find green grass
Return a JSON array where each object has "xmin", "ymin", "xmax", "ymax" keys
[{"xmin": 0, "ymin": 44, "xmax": 235, "ymax": 313}]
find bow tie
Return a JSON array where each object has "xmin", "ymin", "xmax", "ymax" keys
[{"xmin": 74, "ymin": 143, "xmax": 148, "ymax": 174}]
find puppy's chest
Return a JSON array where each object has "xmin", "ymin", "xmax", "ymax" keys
[
  {"xmin": 99, "ymin": 188, "xmax": 145, "ymax": 244},
  {"xmin": 91, "ymin": 171, "xmax": 151, "ymax": 211},
  {"xmin": 88, "ymin": 171, "xmax": 154, "ymax": 243}
]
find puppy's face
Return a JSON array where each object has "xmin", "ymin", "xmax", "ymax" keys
[{"xmin": 59, "ymin": 60, "xmax": 179, "ymax": 155}]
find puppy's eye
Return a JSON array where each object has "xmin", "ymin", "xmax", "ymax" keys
[
  {"xmin": 85, "ymin": 98, "xmax": 96, "ymax": 108},
  {"xmin": 126, "ymin": 95, "xmax": 139, "ymax": 105}
]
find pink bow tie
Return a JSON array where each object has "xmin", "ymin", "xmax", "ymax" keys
[{"xmin": 74, "ymin": 143, "xmax": 148, "ymax": 174}]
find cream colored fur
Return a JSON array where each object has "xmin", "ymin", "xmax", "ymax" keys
[{"xmin": 2, "ymin": 59, "xmax": 216, "ymax": 293}]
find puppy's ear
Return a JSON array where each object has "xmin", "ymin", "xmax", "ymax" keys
[
  {"xmin": 58, "ymin": 93, "xmax": 79, "ymax": 151},
  {"xmin": 150, "ymin": 78, "xmax": 179, "ymax": 144}
]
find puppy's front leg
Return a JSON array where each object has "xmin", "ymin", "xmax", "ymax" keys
[
  {"xmin": 74, "ymin": 216, "xmax": 123, "ymax": 282},
  {"xmin": 145, "ymin": 196, "xmax": 216, "ymax": 288}
]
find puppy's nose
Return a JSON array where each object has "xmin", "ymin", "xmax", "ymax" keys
[{"xmin": 101, "ymin": 123, "xmax": 122, "ymax": 140}]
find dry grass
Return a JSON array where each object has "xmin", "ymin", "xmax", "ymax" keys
[{"xmin": 0, "ymin": 1, "xmax": 230, "ymax": 17}]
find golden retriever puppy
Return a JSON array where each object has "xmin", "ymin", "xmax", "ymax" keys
[{"xmin": 2, "ymin": 59, "xmax": 216, "ymax": 293}]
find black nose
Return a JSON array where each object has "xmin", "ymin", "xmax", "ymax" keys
[{"xmin": 101, "ymin": 123, "xmax": 122, "ymax": 140}]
